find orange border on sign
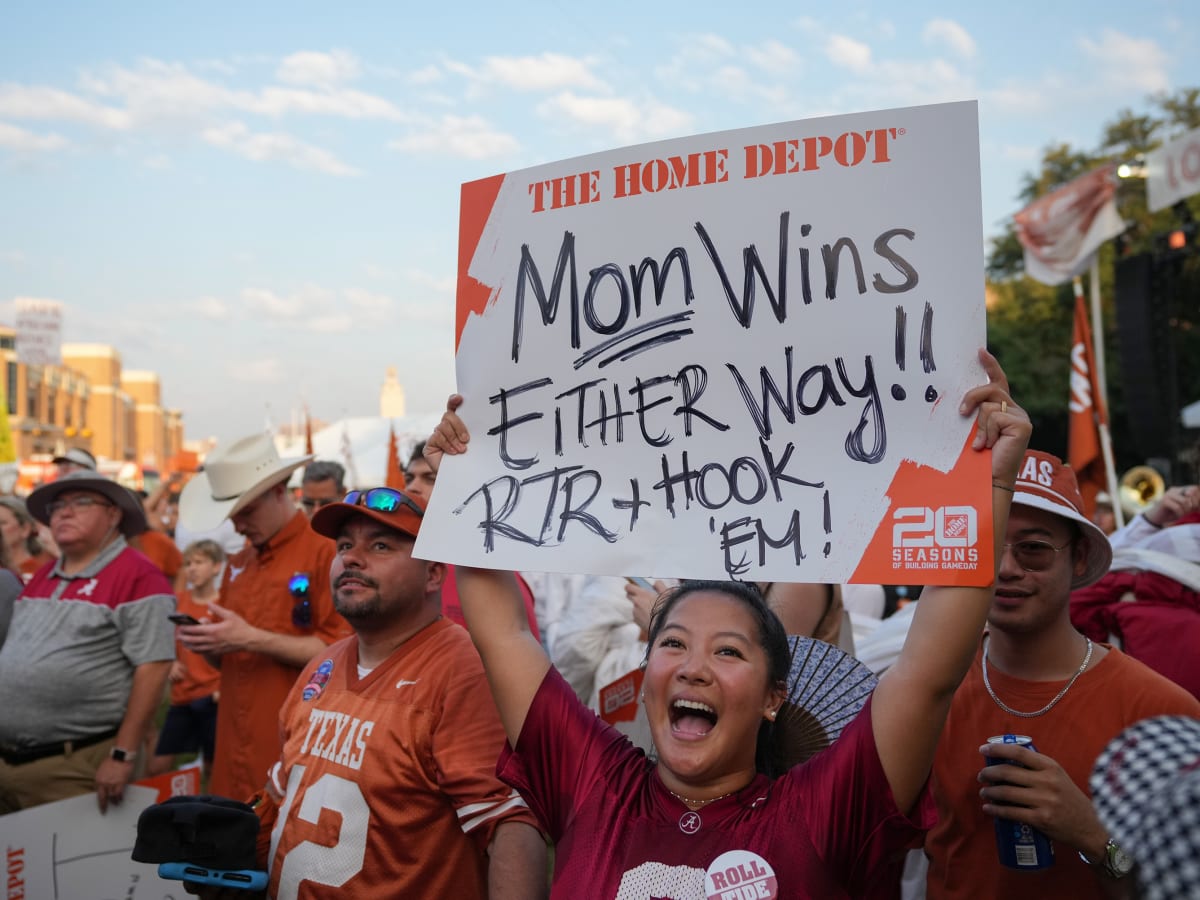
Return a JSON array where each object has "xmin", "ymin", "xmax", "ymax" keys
[
  {"xmin": 456, "ymin": 174, "xmax": 506, "ymax": 351},
  {"xmin": 851, "ymin": 432, "xmax": 995, "ymax": 586}
]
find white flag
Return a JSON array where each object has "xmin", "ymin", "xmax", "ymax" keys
[{"xmin": 1013, "ymin": 164, "xmax": 1126, "ymax": 285}]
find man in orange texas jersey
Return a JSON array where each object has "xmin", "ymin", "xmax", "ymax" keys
[{"xmin": 253, "ymin": 486, "xmax": 547, "ymax": 899}]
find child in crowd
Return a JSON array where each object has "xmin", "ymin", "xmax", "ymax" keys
[{"xmin": 147, "ymin": 539, "xmax": 224, "ymax": 779}]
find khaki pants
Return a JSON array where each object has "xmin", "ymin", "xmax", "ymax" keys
[{"xmin": 0, "ymin": 736, "xmax": 115, "ymax": 814}]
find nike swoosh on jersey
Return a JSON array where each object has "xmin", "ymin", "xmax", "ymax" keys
[{"xmin": 396, "ymin": 679, "xmax": 420, "ymax": 688}]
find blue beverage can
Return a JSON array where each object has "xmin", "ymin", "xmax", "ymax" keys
[{"xmin": 985, "ymin": 734, "xmax": 1055, "ymax": 870}]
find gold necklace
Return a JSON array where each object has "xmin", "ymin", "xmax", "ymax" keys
[
  {"xmin": 666, "ymin": 787, "xmax": 735, "ymax": 809},
  {"xmin": 982, "ymin": 634, "xmax": 1093, "ymax": 718}
]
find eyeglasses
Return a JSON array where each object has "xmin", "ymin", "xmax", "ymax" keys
[
  {"xmin": 343, "ymin": 488, "xmax": 424, "ymax": 519},
  {"xmin": 289, "ymin": 572, "xmax": 312, "ymax": 628},
  {"xmin": 300, "ymin": 497, "xmax": 338, "ymax": 511},
  {"xmin": 46, "ymin": 495, "xmax": 114, "ymax": 517},
  {"xmin": 1002, "ymin": 539, "xmax": 1072, "ymax": 573}
]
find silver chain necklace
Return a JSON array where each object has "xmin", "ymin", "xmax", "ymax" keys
[{"xmin": 982, "ymin": 634, "xmax": 1093, "ymax": 718}]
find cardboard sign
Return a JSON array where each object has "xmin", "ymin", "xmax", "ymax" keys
[
  {"xmin": 417, "ymin": 101, "xmax": 992, "ymax": 584},
  {"xmin": 598, "ymin": 667, "xmax": 653, "ymax": 755},
  {"xmin": 0, "ymin": 770, "xmax": 201, "ymax": 900},
  {"xmin": 1146, "ymin": 125, "xmax": 1200, "ymax": 213}
]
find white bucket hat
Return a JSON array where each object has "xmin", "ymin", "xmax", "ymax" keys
[{"xmin": 178, "ymin": 433, "xmax": 312, "ymax": 532}]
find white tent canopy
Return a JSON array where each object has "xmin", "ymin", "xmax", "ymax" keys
[{"xmin": 275, "ymin": 413, "xmax": 443, "ymax": 490}]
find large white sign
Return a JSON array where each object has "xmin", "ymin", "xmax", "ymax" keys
[
  {"xmin": 0, "ymin": 785, "xmax": 181, "ymax": 900},
  {"xmin": 15, "ymin": 297, "xmax": 64, "ymax": 367},
  {"xmin": 416, "ymin": 101, "xmax": 993, "ymax": 584},
  {"xmin": 1146, "ymin": 126, "xmax": 1200, "ymax": 213}
]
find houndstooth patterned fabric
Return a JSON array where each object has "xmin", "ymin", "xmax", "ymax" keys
[{"xmin": 1090, "ymin": 716, "xmax": 1200, "ymax": 900}]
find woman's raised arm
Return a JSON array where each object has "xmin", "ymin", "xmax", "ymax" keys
[
  {"xmin": 425, "ymin": 395, "xmax": 551, "ymax": 746},
  {"xmin": 871, "ymin": 348, "xmax": 1031, "ymax": 813}
]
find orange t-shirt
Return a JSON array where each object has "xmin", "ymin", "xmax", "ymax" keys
[
  {"xmin": 927, "ymin": 641, "xmax": 1200, "ymax": 900},
  {"xmin": 17, "ymin": 551, "xmax": 56, "ymax": 582},
  {"xmin": 258, "ymin": 621, "xmax": 539, "ymax": 898},
  {"xmin": 208, "ymin": 512, "xmax": 349, "ymax": 802},
  {"xmin": 170, "ymin": 587, "xmax": 220, "ymax": 705},
  {"xmin": 133, "ymin": 530, "xmax": 183, "ymax": 580}
]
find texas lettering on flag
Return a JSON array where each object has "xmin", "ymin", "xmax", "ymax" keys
[{"xmin": 1067, "ymin": 283, "xmax": 1107, "ymax": 513}]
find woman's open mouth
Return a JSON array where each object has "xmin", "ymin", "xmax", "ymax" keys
[{"xmin": 670, "ymin": 698, "xmax": 717, "ymax": 737}]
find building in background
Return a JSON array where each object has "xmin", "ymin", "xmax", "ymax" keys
[
  {"xmin": 380, "ymin": 366, "xmax": 406, "ymax": 418},
  {"xmin": 0, "ymin": 329, "xmax": 185, "ymax": 492}
]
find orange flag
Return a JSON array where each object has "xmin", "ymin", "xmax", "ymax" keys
[
  {"xmin": 385, "ymin": 423, "xmax": 404, "ymax": 489},
  {"xmin": 1068, "ymin": 283, "xmax": 1107, "ymax": 514}
]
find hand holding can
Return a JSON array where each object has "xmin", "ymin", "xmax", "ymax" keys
[{"xmin": 984, "ymin": 734, "xmax": 1055, "ymax": 870}]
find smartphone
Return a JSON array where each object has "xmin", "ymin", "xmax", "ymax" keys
[
  {"xmin": 625, "ymin": 577, "xmax": 654, "ymax": 591},
  {"xmin": 168, "ymin": 613, "xmax": 200, "ymax": 626},
  {"xmin": 157, "ymin": 862, "xmax": 268, "ymax": 891}
]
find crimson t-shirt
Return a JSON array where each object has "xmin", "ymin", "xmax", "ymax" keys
[{"xmin": 499, "ymin": 667, "xmax": 933, "ymax": 899}]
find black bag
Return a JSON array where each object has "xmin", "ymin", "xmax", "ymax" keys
[{"xmin": 131, "ymin": 794, "xmax": 260, "ymax": 871}]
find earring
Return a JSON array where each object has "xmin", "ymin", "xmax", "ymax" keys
[
  {"xmin": 767, "ymin": 709, "xmax": 777, "ymax": 721},
  {"xmin": 639, "ymin": 692, "xmax": 645, "ymax": 703}
]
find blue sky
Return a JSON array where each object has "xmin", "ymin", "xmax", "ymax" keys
[{"xmin": 1, "ymin": 1, "xmax": 1196, "ymax": 442}]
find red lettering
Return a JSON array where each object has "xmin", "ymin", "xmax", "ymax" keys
[
  {"xmin": 710, "ymin": 871, "xmax": 729, "ymax": 889},
  {"xmin": 744, "ymin": 127, "xmax": 899, "ymax": 178},
  {"xmin": 613, "ymin": 162, "xmax": 641, "ymax": 198},
  {"xmin": 529, "ymin": 171, "xmax": 602, "ymax": 212},
  {"xmin": 724, "ymin": 866, "xmax": 742, "ymax": 885},
  {"xmin": 1183, "ymin": 143, "xmax": 1200, "ymax": 182}
]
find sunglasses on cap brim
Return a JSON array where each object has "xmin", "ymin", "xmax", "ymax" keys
[{"xmin": 342, "ymin": 488, "xmax": 424, "ymax": 519}]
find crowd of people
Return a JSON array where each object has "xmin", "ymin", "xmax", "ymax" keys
[{"xmin": 0, "ymin": 350, "xmax": 1198, "ymax": 898}]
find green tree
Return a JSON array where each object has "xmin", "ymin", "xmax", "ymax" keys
[{"xmin": 985, "ymin": 88, "xmax": 1200, "ymax": 478}]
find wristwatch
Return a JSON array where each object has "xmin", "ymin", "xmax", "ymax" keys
[
  {"xmin": 110, "ymin": 746, "xmax": 138, "ymax": 763},
  {"xmin": 1079, "ymin": 838, "xmax": 1134, "ymax": 879}
]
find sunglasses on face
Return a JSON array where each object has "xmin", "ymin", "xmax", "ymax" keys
[
  {"xmin": 1003, "ymin": 539, "xmax": 1072, "ymax": 573},
  {"xmin": 342, "ymin": 488, "xmax": 424, "ymax": 519},
  {"xmin": 289, "ymin": 572, "xmax": 312, "ymax": 628}
]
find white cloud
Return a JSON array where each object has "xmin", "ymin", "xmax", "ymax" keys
[
  {"xmin": 923, "ymin": 19, "xmax": 977, "ymax": 59},
  {"xmin": 277, "ymin": 50, "xmax": 361, "ymax": 87},
  {"xmin": 0, "ymin": 84, "xmax": 130, "ymax": 128},
  {"xmin": 0, "ymin": 121, "xmax": 68, "ymax": 152},
  {"xmin": 189, "ymin": 296, "xmax": 232, "ymax": 319},
  {"xmin": 745, "ymin": 40, "xmax": 800, "ymax": 75},
  {"xmin": 407, "ymin": 65, "xmax": 442, "ymax": 86},
  {"xmin": 477, "ymin": 53, "xmax": 606, "ymax": 92},
  {"xmin": 344, "ymin": 288, "xmax": 393, "ymax": 312},
  {"xmin": 230, "ymin": 357, "xmax": 285, "ymax": 383},
  {"xmin": 825, "ymin": 35, "xmax": 873, "ymax": 74},
  {"xmin": 1079, "ymin": 29, "xmax": 1169, "ymax": 93},
  {"xmin": 388, "ymin": 114, "xmax": 518, "ymax": 160},
  {"xmin": 202, "ymin": 121, "xmax": 360, "ymax": 176},
  {"xmin": 242, "ymin": 286, "xmax": 306, "ymax": 318},
  {"xmin": 985, "ymin": 83, "xmax": 1054, "ymax": 115},
  {"xmin": 73, "ymin": 59, "xmax": 406, "ymax": 125},
  {"xmin": 305, "ymin": 314, "xmax": 354, "ymax": 333},
  {"xmin": 537, "ymin": 92, "xmax": 693, "ymax": 142},
  {"xmin": 406, "ymin": 269, "xmax": 456, "ymax": 295}
]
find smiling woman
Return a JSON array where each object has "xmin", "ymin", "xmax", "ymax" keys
[{"xmin": 426, "ymin": 347, "xmax": 1033, "ymax": 899}]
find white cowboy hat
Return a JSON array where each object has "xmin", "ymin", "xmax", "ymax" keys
[
  {"xmin": 178, "ymin": 433, "xmax": 312, "ymax": 532},
  {"xmin": 27, "ymin": 470, "xmax": 147, "ymax": 537}
]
